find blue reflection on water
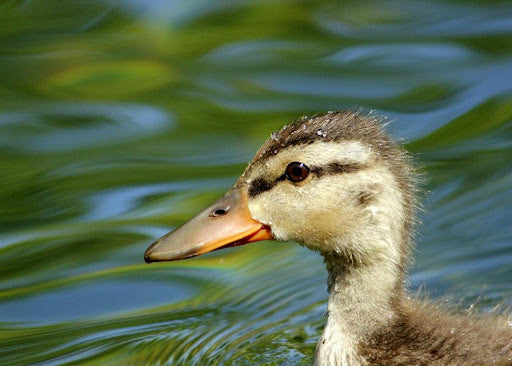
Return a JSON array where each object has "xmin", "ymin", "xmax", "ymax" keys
[
  {"xmin": 0, "ymin": 102, "xmax": 171, "ymax": 152},
  {"xmin": 0, "ymin": 280, "xmax": 192, "ymax": 324}
]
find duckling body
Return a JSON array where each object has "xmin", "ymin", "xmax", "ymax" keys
[
  {"xmin": 145, "ymin": 111, "xmax": 512, "ymax": 365},
  {"xmin": 320, "ymin": 253, "xmax": 512, "ymax": 365}
]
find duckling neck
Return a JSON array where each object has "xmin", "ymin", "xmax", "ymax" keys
[{"xmin": 315, "ymin": 253, "xmax": 404, "ymax": 366}]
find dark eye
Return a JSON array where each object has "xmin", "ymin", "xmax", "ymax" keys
[{"xmin": 285, "ymin": 162, "xmax": 310, "ymax": 182}]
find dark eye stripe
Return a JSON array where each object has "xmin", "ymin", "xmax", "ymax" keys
[
  {"xmin": 310, "ymin": 162, "xmax": 363, "ymax": 176},
  {"xmin": 248, "ymin": 162, "xmax": 364, "ymax": 198},
  {"xmin": 248, "ymin": 177, "xmax": 275, "ymax": 197}
]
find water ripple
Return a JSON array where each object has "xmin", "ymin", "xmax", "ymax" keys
[{"xmin": 0, "ymin": 102, "xmax": 171, "ymax": 152}]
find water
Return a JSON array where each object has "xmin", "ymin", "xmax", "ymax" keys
[{"xmin": 1, "ymin": 0, "xmax": 511, "ymax": 364}]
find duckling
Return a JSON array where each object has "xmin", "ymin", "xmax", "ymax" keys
[{"xmin": 144, "ymin": 111, "xmax": 512, "ymax": 366}]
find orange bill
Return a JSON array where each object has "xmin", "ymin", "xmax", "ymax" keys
[{"xmin": 144, "ymin": 188, "xmax": 273, "ymax": 262}]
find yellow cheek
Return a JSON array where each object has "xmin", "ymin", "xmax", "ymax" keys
[{"xmin": 247, "ymin": 199, "xmax": 267, "ymax": 224}]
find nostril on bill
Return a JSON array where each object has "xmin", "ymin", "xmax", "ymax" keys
[{"xmin": 211, "ymin": 207, "xmax": 229, "ymax": 217}]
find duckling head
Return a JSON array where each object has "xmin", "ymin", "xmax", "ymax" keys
[{"xmin": 145, "ymin": 111, "xmax": 416, "ymax": 268}]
